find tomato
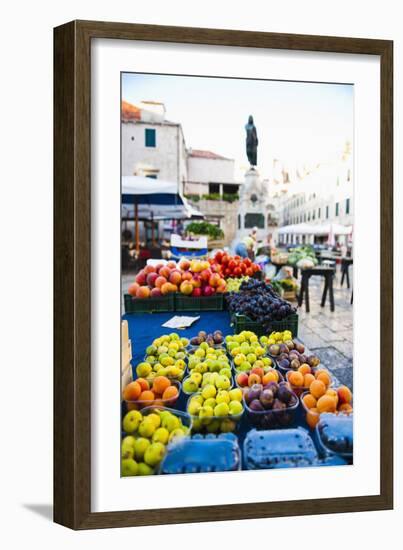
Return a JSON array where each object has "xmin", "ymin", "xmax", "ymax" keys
[
  {"xmin": 244, "ymin": 258, "xmax": 252, "ymax": 267},
  {"xmin": 228, "ymin": 260, "xmax": 236, "ymax": 270},
  {"xmin": 233, "ymin": 267, "xmax": 242, "ymax": 277},
  {"xmin": 234, "ymin": 255, "xmax": 241, "ymax": 261},
  {"xmin": 245, "ymin": 267, "xmax": 253, "ymax": 276},
  {"xmin": 240, "ymin": 263, "xmax": 247, "ymax": 274},
  {"xmin": 221, "ymin": 254, "xmax": 229, "ymax": 264},
  {"xmin": 215, "ymin": 251, "xmax": 223, "ymax": 263}
]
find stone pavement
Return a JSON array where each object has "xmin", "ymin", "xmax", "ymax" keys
[{"xmin": 296, "ymin": 266, "xmax": 353, "ymax": 389}]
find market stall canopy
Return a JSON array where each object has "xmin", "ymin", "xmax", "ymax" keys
[
  {"xmin": 278, "ymin": 223, "xmax": 316, "ymax": 235},
  {"xmin": 278, "ymin": 222, "xmax": 352, "ymax": 236},
  {"xmin": 122, "ymin": 176, "xmax": 203, "ymax": 220}
]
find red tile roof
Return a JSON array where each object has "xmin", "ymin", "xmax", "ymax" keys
[
  {"xmin": 121, "ymin": 100, "xmax": 141, "ymax": 121},
  {"xmin": 188, "ymin": 149, "xmax": 230, "ymax": 160}
]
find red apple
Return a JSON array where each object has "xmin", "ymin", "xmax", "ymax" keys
[
  {"xmin": 209, "ymin": 273, "xmax": 221, "ymax": 287},
  {"xmin": 191, "ymin": 275, "xmax": 202, "ymax": 288},
  {"xmin": 203, "ymin": 285, "xmax": 214, "ymax": 297},
  {"xmin": 191, "ymin": 287, "xmax": 202, "ymax": 297},
  {"xmin": 160, "ymin": 282, "xmax": 173, "ymax": 295},
  {"xmin": 154, "ymin": 263, "xmax": 164, "ymax": 272},
  {"xmin": 128, "ymin": 282, "xmax": 140, "ymax": 296},
  {"xmin": 159, "ymin": 266, "xmax": 171, "ymax": 279}
]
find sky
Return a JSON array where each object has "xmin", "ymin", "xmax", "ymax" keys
[{"xmin": 122, "ymin": 72, "xmax": 353, "ymax": 181}]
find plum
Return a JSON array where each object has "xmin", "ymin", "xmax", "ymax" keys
[
  {"xmin": 277, "ymin": 385, "xmax": 293, "ymax": 404},
  {"xmin": 264, "ymin": 381, "xmax": 279, "ymax": 396},
  {"xmin": 249, "ymin": 399, "xmax": 265, "ymax": 412},
  {"xmin": 278, "ymin": 358, "xmax": 290, "ymax": 370},
  {"xmin": 272, "ymin": 398, "xmax": 287, "ymax": 411}
]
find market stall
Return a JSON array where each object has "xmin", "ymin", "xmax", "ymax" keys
[{"xmin": 121, "ymin": 254, "xmax": 353, "ymax": 476}]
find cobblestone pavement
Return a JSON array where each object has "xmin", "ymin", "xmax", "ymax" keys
[
  {"xmin": 296, "ymin": 266, "xmax": 353, "ymax": 389},
  {"xmin": 122, "ymin": 266, "xmax": 354, "ymax": 388}
]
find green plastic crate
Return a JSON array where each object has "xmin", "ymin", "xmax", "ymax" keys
[
  {"xmin": 175, "ymin": 292, "xmax": 224, "ymax": 312},
  {"xmin": 231, "ymin": 312, "xmax": 298, "ymax": 337},
  {"xmin": 124, "ymin": 293, "xmax": 175, "ymax": 314}
]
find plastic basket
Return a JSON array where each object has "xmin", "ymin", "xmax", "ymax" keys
[
  {"xmin": 124, "ymin": 293, "xmax": 175, "ymax": 314},
  {"xmin": 175, "ymin": 293, "xmax": 224, "ymax": 312},
  {"xmin": 231, "ymin": 312, "xmax": 299, "ymax": 337}
]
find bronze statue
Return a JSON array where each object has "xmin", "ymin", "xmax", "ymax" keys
[{"xmin": 245, "ymin": 115, "xmax": 258, "ymax": 167}]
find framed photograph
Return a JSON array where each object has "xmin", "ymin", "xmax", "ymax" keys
[{"xmin": 54, "ymin": 20, "xmax": 393, "ymax": 529}]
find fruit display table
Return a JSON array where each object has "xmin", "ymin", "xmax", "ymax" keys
[{"xmin": 122, "ymin": 311, "xmax": 351, "ymax": 470}]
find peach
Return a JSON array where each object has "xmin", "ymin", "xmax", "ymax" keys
[
  {"xmin": 136, "ymin": 378, "xmax": 150, "ymax": 392},
  {"xmin": 128, "ymin": 282, "xmax": 140, "ymax": 296},
  {"xmin": 135, "ymin": 270, "xmax": 147, "ymax": 285},
  {"xmin": 179, "ymin": 259, "xmax": 190, "ymax": 271},
  {"xmin": 158, "ymin": 266, "xmax": 171, "ymax": 279},
  {"xmin": 123, "ymin": 381, "xmax": 141, "ymax": 401},
  {"xmin": 315, "ymin": 370, "xmax": 331, "ymax": 387},
  {"xmin": 155, "ymin": 276, "xmax": 167, "ymax": 288},
  {"xmin": 181, "ymin": 271, "xmax": 193, "ymax": 282},
  {"xmin": 169, "ymin": 270, "xmax": 182, "ymax": 286},
  {"xmin": 144, "ymin": 265, "xmax": 156, "ymax": 274},
  {"xmin": 167, "ymin": 261, "xmax": 177, "ymax": 269},
  {"xmin": 236, "ymin": 372, "xmax": 249, "ymax": 387},
  {"xmin": 302, "ymin": 393, "xmax": 317, "ymax": 409},
  {"xmin": 298, "ymin": 364, "xmax": 311, "ymax": 375},
  {"xmin": 209, "ymin": 273, "xmax": 221, "ymax": 287},
  {"xmin": 191, "ymin": 275, "xmax": 202, "ymax": 288},
  {"xmin": 162, "ymin": 385, "xmax": 179, "ymax": 401},
  {"xmin": 262, "ymin": 370, "xmax": 278, "ymax": 385},
  {"xmin": 136, "ymin": 286, "xmax": 150, "ymax": 299},
  {"xmin": 248, "ymin": 373, "xmax": 261, "ymax": 386},
  {"xmin": 153, "ymin": 376, "xmax": 171, "ymax": 395},
  {"xmin": 161, "ymin": 282, "xmax": 173, "ymax": 295},
  {"xmin": 289, "ymin": 371, "xmax": 304, "ymax": 387},
  {"xmin": 146, "ymin": 272, "xmax": 159, "ymax": 287},
  {"xmin": 150, "ymin": 288, "xmax": 162, "ymax": 297},
  {"xmin": 200, "ymin": 269, "xmax": 212, "ymax": 282},
  {"xmin": 138, "ymin": 390, "xmax": 155, "ymax": 402},
  {"xmin": 251, "ymin": 366, "xmax": 264, "ymax": 379},
  {"xmin": 317, "ymin": 394, "xmax": 337, "ymax": 413},
  {"xmin": 303, "ymin": 373, "xmax": 315, "ymax": 387},
  {"xmin": 216, "ymin": 284, "xmax": 227, "ymax": 293}
]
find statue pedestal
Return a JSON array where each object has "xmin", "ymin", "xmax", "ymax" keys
[{"xmin": 236, "ymin": 168, "xmax": 269, "ymax": 242}]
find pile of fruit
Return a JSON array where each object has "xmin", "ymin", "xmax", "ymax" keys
[
  {"xmin": 260, "ymin": 329, "xmax": 293, "ymax": 347},
  {"xmin": 286, "ymin": 366, "xmax": 332, "ymax": 396},
  {"xmin": 138, "ymin": 333, "xmax": 189, "ymax": 380},
  {"xmin": 269, "ymin": 339, "xmax": 320, "ymax": 372},
  {"xmin": 209, "ymin": 251, "xmax": 261, "ymax": 278},
  {"xmin": 188, "ymin": 345, "xmax": 231, "ymax": 374},
  {"xmin": 243, "ymin": 380, "xmax": 298, "ymax": 428},
  {"xmin": 226, "ymin": 279, "xmax": 297, "ymax": 326},
  {"xmin": 225, "ymin": 276, "xmax": 250, "ymax": 292},
  {"xmin": 225, "ymin": 331, "xmax": 271, "ymax": 372},
  {"xmin": 123, "ymin": 376, "xmax": 180, "ymax": 409},
  {"xmin": 187, "ymin": 387, "xmax": 244, "ymax": 433},
  {"xmin": 287, "ymin": 245, "xmax": 318, "ymax": 268},
  {"xmin": 189, "ymin": 329, "xmax": 224, "ymax": 347},
  {"xmin": 121, "ymin": 408, "xmax": 189, "ymax": 476},
  {"xmin": 183, "ymin": 370, "xmax": 232, "ymax": 395},
  {"xmin": 301, "ymin": 384, "xmax": 353, "ymax": 429},
  {"xmin": 127, "ymin": 259, "xmax": 227, "ymax": 299},
  {"xmin": 236, "ymin": 367, "xmax": 281, "ymax": 388}
]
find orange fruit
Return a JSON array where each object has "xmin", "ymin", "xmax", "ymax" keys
[
  {"xmin": 288, "ymin": 371, "xmax": 304, "ymax": 387},
  {"xmin": 317, "ymin": 394, "xmax": 337, "ymax": 413},
  {"xmin": 306, "ymin": 408, "xmax": 320, "ymax": 429},
  {"xmin": 298, "ymin": 364, "xmax": 311, "ymax": 375},
  {"xmin": 337, "ymin": 386, "xmax": 353, "ymax": 404},
  {"xmin": 302, "ymin": 393, "xmax": 317, "ymax": 409},
  {"xmin": 315, "ymin": 370, "xmax": 331, "ymax": 387},
  {"xmin": 123, "ymin": 381, "xmax": 141, "ymax": 401},
  {"xmin": 153, "ymin": 376, "xmax": 171, "ymax": 396},
  {"xmin": 303, "ymin": 373, "xmax": 315, "ymax": 387},
  {"xmin": 136, "ymin": 378, "xmax": 150, "ymax": 392},
  {"xmin": 138, "ymin": 390, "xmax": 155, "ymax": 402},
  {"xmin": 162, "ymin": 385, "xmax": 179, "ymax": 401},
  {"xmin": 310, "ymin": 379, "xmax": 326, "ymax": 399}
]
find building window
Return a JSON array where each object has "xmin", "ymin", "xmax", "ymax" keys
[
  {"xmin": 335, "ymin": 202, "xmax": 339, "ymax": 216},
  {"xmin": 312, "ymin": 210, "xmax": 316, "ymax": 220},
  {"xmin": 145, "ymin": 128, "xmax": 156, "ymax": 147},
  {"xmin": 304, "ymin": 213, "xmax": 306, "ymax": 222},
  {"xmin": 308, "ymin": 212, "xmax": 311, "ymax": 221},
  {"xmin": 346, "ymin": 198, "xmax": 350, "ymax": 214},
  {"xmin": 209, "ymin": 183, "xmax": 220, "ymax": 194},
  {"xmin": 318, "ymin": 207, "xmax": 321, "ymax": 219},
  {"xmin": 326, "ymin": 206, "xmax": 329, "ymax": 219},
  {"xmin": 146, "ymin": 174, "xmax": 157, "ymax": 179},
  {"xmin": 244, "ymin": 213, "xmax": 264, "ymax": 229}
]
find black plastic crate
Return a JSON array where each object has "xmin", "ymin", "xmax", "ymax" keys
[
  {"xmin": 231, "ymin": 312, "xmax": 298, "ymax": 337},
  {"xmin": 175, "ymin": 292, "xmax": 224, "ymax": 311},
  {"xmin": 123, "ymin": 293, "xmax": 175, "ymax": 314}
]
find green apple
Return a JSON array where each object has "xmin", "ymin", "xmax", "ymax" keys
[
  {"xmin": 144, "ymin": 442, "xmax": 166, "ymax": 467},
  {"xmin": 133, "ymin": 437, "xmax": 150, "ymax": 461},
  {"xmin": 214, "ymin": 402, "xmax": 230, "ymax": 417},
  {"xmin": 216, "ymin": 375, "xmax": 230, "ymax": 390},
  {"xmin": 138, "ymin": 418, "xmax": 156, "ymax": 438},
  {"xmin": 152, "ymin": 427, "xmax": 170, "ymax": 444},
  {"xmin": 121, "ymin": 458, "xmax": 138, "ymax": 476},
  {"xmin": 121, "ymin": 435, "xmax": 136, "ymax": 459},
  {"xmin": 122, "ymin": 410, "xmax": 142, "ymax": 433},
  {"xmin": 229, "ymin": 400, "xmax": 243, "ymax": 416},
  {"xmin": 202, "ymin": 384, "xmax": 216, "ymax": 400},
  {"xmin": 228, "ymin": 388, "xmax": 243, "ymax": 402},
  {"xmin": 183, "ymin": 378, "xmax": 199, "ymax": 394},
  {"xmin": 216, "ymin": 390, "xmax": 230, "ymax": 405}
]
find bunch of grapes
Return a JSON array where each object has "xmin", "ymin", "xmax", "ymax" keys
[{"xmin": 226, "ymin": 279, "xmax": 296, "ymax": 328}]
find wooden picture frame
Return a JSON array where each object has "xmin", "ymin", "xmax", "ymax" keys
[{"xmin": 54, "ymin": 20, "xmax": 393, "ymax": 529}]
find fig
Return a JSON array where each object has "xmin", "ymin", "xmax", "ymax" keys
[
  {"xmin": 307, "ymin": 355, "xmax": 321, "ymax": 368},
  {"xmin": 278, "ymin": 358, "xmax": 290, "ymax": 370},
  {"xmin": 269, "ymin": 344, "xmax": 280, "ymax": 356},
  {"xmin": 264, "ymin": 381, "xmax": 279, "ymax": 396},
  {"xmin": 295, "ymin": 342, "xmax": 305, "ymax": 354},
  {"xmin": 290, "ymin": 359, "xmax": 300, "ymax": 370},
  {"xmin": 249, "ymin": 399, "xmax": 265, "ymax": 412},
  {"xmin": 284, "ymin": 340, "xmax": 294, "ymax": 350},
  {"xmin": 259, "ymin": 389, "xmax": 274, "ymax": 409},
  {"xmin": 277, "ymin": 385, "xmax": 293, "ymax": 404},
  {"xmin": 272, "ymin": 398, "xmax": 287, "ymax": 411},
  {"xmin": 279, "ymin": 352, "xmax": 289, "ymax": 361},
  {"xmin": 248, "ymin": 383, "xmax": 263, "ymax": 402},
  {"xmin": 279, "ymin": 343, "xmax": 290, "ymax": 354}
]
